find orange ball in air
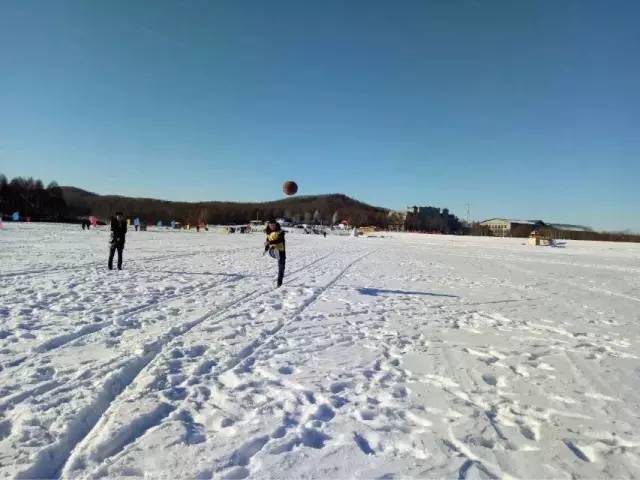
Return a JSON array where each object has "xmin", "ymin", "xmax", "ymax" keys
[{"xmin": 283, "ymin": 181, "xmax": 298, "ymax": 196}]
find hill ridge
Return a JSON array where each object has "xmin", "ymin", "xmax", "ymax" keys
[{"xmin": 60, "ymin": 187, "xmax": 389, "ymax": 225}]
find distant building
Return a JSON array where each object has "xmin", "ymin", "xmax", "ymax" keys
[
  {"xmin": 479, "ymin": 218, "xmax": 544, "ymax": 237},
  {"xmin": 548, "ymin": 223, "xmax": 592, "ymax": 232},
  {"xmin": 479, "ymin": 218, "xmax": 592, "ymax": 237}
]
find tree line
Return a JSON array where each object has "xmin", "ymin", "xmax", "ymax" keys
[{"xmin": 0, "ymin": 174, "xmax": 70, "ymax": 221}]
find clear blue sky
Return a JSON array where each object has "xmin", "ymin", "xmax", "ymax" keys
[{"xmin": 1, "ymin": 0, "xmax": 638, "ymax": 231}]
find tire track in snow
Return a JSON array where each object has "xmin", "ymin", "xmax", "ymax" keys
[
  {"xmin": 0, "ymin": 249, "xmax": 334, "ymax": 383},
  {"xmin": 0, "ymin": 246, "xmax": 326, "ymax": 376},
  {"xmin": 215, "ymin": 250, "xmax": 376, "ymax": 477},
  {"xmin": 50, "ymin": 249, "xmax": 337, "ymax": 478},
  {"xmin": 0, "ymin": 273, "xmax": 244, "ymax": 376},
  {"xmin": 31, "ymin": 273, "xmax": 246, "ymax": 354},
  {"xmin": 60, "ymin": 250, "xmax": 367, "ymax": 476},
  {"xmin": 52, "ymin": 293, "xmax": 263, "ymax": 478},
  {"xmin": 0, "ymin": 245, "xmax": 258, "ymax": 279},
  {"xmin": 0, "ymin": 380, "xmax": 62, "ymax": 415},
  {"xmin": 231, "ymin": 250, "xmax": 375, "ymax": 377},
  {"xmin": 0, "ymin": 251, "xmax": 202, "ymax": 279},
  {"xmin": 16, "ymin": 349, "xmax": 161, "ymax": 479}
]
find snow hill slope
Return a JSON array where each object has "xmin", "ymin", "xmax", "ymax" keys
[{"xmin": 1, "ymin": 224, "xmax": 639, "ymax": 479}]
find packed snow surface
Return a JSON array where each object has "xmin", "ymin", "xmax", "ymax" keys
[{"xmin": 1, "ymin": 223, "xmax": 639, "ymax": 479}]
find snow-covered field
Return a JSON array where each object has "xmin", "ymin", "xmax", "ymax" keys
[{"xmin": 1, "ymin": 223, "xmax": 639, "ymax": 479}]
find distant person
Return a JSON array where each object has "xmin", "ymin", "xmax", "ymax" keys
[
  {"xmin": 264, "ymin": 218, "xmax": 286, "ymax": 287},
  {"xmin": 108, "ymin": 211, "xmax": 127, "ymax": 270}
]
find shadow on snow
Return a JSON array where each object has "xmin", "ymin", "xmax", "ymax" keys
[{"xmin": 357, "ymin": 287, "xmax": 458, "ymax": 298}]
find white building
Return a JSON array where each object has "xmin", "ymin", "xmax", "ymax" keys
[
  {"xmin": 479, "ymin": 218, "xmax": 592, "ymax": 237},
  {"xmin": 479, "ymin": 218, "xmax": 541, "ymax": 236}
]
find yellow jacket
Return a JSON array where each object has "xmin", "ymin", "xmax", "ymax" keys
[{"xmin": 266, "ymin": 231, "xmax": 286, "ymax": 252}]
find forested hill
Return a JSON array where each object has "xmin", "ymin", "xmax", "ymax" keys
[{"xmin": 61, "ymin": 186, "xmax": 390, "ymax": 226}]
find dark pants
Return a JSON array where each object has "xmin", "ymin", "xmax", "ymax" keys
[
  {"xmin": 277, "ymin": 251, "xmax": 286, "ymax": 287},
  {"xmin": 108, "ymin": 245, "xmax": 124, "ymax": 270}
]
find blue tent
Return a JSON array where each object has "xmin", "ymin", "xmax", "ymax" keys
[{"xmin": 12, "ymin": 212, "xmax": 20, "ymax": 221}]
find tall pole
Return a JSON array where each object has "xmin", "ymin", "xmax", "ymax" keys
[{"xmin": 466, "ymin": 202, "xmax": 471, "ymax": 225}]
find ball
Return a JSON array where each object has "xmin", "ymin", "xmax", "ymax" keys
[{"xmin": 282, "ymin": 181, "xmax": 298, "ymax": 196}]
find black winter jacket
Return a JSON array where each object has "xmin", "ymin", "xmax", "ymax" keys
[{"xmin": 110, "ymin": 217, "xmax": 127, "ymax": 248}]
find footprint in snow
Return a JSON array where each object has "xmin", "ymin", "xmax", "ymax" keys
[
  {"xmin": 168, "ymin": 359, "xmax": 183, "ymax": 373},
  {"xmin": 330, "ymin": 381, "xmax": 351, "ymax": 394},
  {"xmin": 481, "ymin": 374, "xmax": 497, "ymax": 386},
  {"xmin": 186, "ymin": 345, "xmax": 207, "ymax": 358},
  {"xmin": 354, "ymin": 432, "xmax": 375, "ymax": 455},
  {"xmin": 312, "ymin": 404, "xmax": 335, "ymax": 422},
  {"xmin": 162, "ymin": 387, "xmax": 187, "ymax": 401},
  {"xmin": 221, "ymin": 466, "xmax": 249, "ymax": 480}
]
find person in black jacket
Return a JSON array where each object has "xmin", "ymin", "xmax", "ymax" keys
[
  {"xmin": 264, "ymin": 218, "xmax": 286, "ymax": 287},
  {"xmin": 108, "ymin": 212, "xmax": 128, "ymax": 270}
]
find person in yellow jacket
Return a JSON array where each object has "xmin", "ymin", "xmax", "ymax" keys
[{"xmin": 265, "ymin": 218, "xmax": 286, "ymax": 287}]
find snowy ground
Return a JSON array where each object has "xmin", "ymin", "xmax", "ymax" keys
[{"xmin": 1, "ymin": 223, "xmax": 639, "ymax": 479}]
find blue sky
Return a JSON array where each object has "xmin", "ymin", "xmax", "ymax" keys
[{"xmin": 1, "ymin": 0, "xmax": 638, "ymax": 231}]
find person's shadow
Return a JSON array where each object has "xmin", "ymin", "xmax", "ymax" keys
[{"xmin": 358, "ymin": 288, "xmax": 457, "ymax": 298}]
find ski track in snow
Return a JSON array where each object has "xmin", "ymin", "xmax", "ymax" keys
[{"xmin": 1, "ymin": 224, "xmax": 640, "ymax": 479}]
